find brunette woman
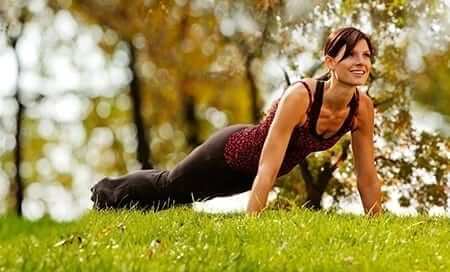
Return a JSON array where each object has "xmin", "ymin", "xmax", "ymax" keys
[{"xmin": 91, "ymin": 26, "xmax": 382, "ymax": 216}]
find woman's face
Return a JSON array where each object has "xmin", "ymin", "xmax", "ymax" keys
[{"xmin": 326, "ymin": 39, "xmax": 372, "ymax": 86}]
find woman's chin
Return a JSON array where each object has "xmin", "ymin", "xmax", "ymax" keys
[
  {"xmin": 341, "ymin": 78, "xmax": 366, "ymax": 86},
  {"xmin": 355, "ymin": 79, "xmax": 367, "ymax": 85},
  {"xmin": 353, "ymin": 76, "xmax": 369, "ymax": 85}
]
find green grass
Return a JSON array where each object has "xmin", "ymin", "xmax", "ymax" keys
[{"xmin": 0, "ymin": 208, "xmax": 449, "ymax": 272}]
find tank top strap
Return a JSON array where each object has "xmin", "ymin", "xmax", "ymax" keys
[
  {"xmin": 279, "ymin": 80, "xmax": 314, "ymax": 118},
  {"xmin": 349, "ymin": 89, "xmax": 360, "ymax": 132},
  {"xmin": 350, "ymin": 88, "xmax": 360, "ymax": 114},
  {"xmin": 308, "ymin": 80, "xmax": 324, "ymax": 132},
  {"xmin": 298, "ymin": 81, "xmax": 313, "ymax": 116},
  {"xmin": 354, "ymin": 88, "xmax": 360, "ymax": 111}
]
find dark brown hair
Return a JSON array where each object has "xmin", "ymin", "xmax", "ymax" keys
[{"xmin": 317, "ymin": 27, "xmax": 375, "ymax": 80}]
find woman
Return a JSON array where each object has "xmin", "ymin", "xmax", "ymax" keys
[{"xmin": 91, "ymin": 26, "xmax": 382, "ymax": 216}]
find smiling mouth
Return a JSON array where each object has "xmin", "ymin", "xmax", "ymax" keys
[{"xmin": 350, "ymin": 70, "xmax": 366, "ymax": 76}]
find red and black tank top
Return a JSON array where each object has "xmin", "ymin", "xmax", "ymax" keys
[{"xmin": 223, "ymin": 80, "xmax": 360, "ymax": 177}]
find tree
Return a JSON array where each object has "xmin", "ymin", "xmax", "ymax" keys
[
  {"xmin": 1, "ymin": 0, "xmax": 27, "ymax": 216},
  {"xmin": 412, "ymin": 51, "xmax": 450, "ymax": 121},
  {"xmin": 274, "ymin": 0, "xmax": 449, "ymax": 213},
  {"xmin": 36, "ymin": 0, "xmax": 450, "ymax": 215},
  {"xmin": 0, "ymin": 2, "xmax": 138, "ymax": 218},
  {"xmin": 128, "ymin": 38, "xmax": 153, "ymax": 169}
]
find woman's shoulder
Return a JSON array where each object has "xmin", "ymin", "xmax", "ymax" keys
[
  {"xmin": 355, "ymin": 89, "xmax": 374, "ymax": 113},
  {"xmin": 299, "ymin": 77, "xmax": 317, "ymax": 90},
  {"xmin": 352, "ymin": 89, "xmax": 375, "ymax": 132},
  {"xmin": 272, "ymin": 78, "xmax": 317, "ymax": 126},
  {"xmin": 282, "ymin": 78, "xmax": 317, "ymax": 101}
]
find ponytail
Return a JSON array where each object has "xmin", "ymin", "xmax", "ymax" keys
[{"xmin": 316, "ymin": 71, "xmax": 331, "ymax": 81}]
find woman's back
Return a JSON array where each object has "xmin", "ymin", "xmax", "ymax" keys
[{"xmin": 224, "ymin": 80, "xmax": 359, "ymax": 176}]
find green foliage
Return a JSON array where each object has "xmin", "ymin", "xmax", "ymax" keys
[{"xmin": 412, "ymin": 51, "xmax": 450, "ymax": 119}]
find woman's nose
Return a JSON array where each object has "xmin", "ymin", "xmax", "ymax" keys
[
  {"xmin": 355, "ymin": 54, "xmax": 370, "ymax": 64},
  {"xmin": 354, "ymin": 54, "xmax": 364, "ymax": 63}
]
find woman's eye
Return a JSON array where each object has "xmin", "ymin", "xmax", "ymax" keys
[{"xmin": 351, "ymin": 52, "xmax": 371, "ymax": 58}]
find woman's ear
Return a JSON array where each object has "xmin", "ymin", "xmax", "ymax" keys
[{"xmin": 324, "ymin": 55, "xmax": 336, "ymax": 71}]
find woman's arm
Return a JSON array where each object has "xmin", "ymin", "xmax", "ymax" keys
[
  {"xmin": 247, "ymin": 83, "xmax": 310, "ymax": 215},
  {"xmin": 351, "ymin": 92, "xmax": 382, "ymax": 216}
]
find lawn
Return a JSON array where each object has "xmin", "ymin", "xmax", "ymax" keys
[{"xmin": 0, "ymin": 208, "xmax": 449, "ymax": 271}]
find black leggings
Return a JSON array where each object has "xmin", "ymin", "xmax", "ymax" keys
[{"xmin": 90, "ymin": 124, "xmax": 255, "ymax": 210}]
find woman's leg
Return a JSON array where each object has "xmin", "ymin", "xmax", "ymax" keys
[
  {"xmin": 91, "ymin": 169, "xmax": 173, "ymax": 210},
  {"xmin": 166, "ymin": 124, "xmax": 255, "ymax": 201},
  {"xmin": 90, "ymin": 124, "xmax": 254, "ymax": 211}
]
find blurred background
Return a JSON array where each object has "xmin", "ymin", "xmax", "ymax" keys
[{"xmin": 0, "ymin": 0, "xmax": 449, "ymax": 221}]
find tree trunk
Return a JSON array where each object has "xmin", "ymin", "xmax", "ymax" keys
[
  {"xmin": 299, "ymin": 160, "xmax": 324, "ymax": 210},
  {"xmin": 11, "ymin": 34, "xmax": 23, "ymax": 216},
  {"xmin": 304, "ymin": 162, "xmax": 334, "ymax": 210},
  {"xmin": 246, "ymin": 55, "xmax": 262, "ymax": 123},
  {"xmin": 13, "ymin": 91, "xmax": 24, "ymax": 216},
  {"xmin": 129, "ymin": 44, "xmax": 152, "ymax": 169},
  {"xmin": 303, "ymin": 182, "xmax": 324, "ymax": 210},
  {"xmin": 299, "ymin": 140, "xmax": 351, "ymax": 210},
  {"xmin": 183, "ymin": 91, "xmax": 201, "ymax": 147},
  {"xmin": 178, "ymin": 2, "xmax": 201, "ymax": 148}
]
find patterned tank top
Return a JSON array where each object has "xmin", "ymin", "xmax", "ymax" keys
[{"xmin": 223, "ymin": 80, "xmax": 360, "ymax": 177}]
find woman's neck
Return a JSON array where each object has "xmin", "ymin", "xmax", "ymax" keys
[{"xmin": 323, "ymin": 76, "xmax": 357, "ymax": 112}]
